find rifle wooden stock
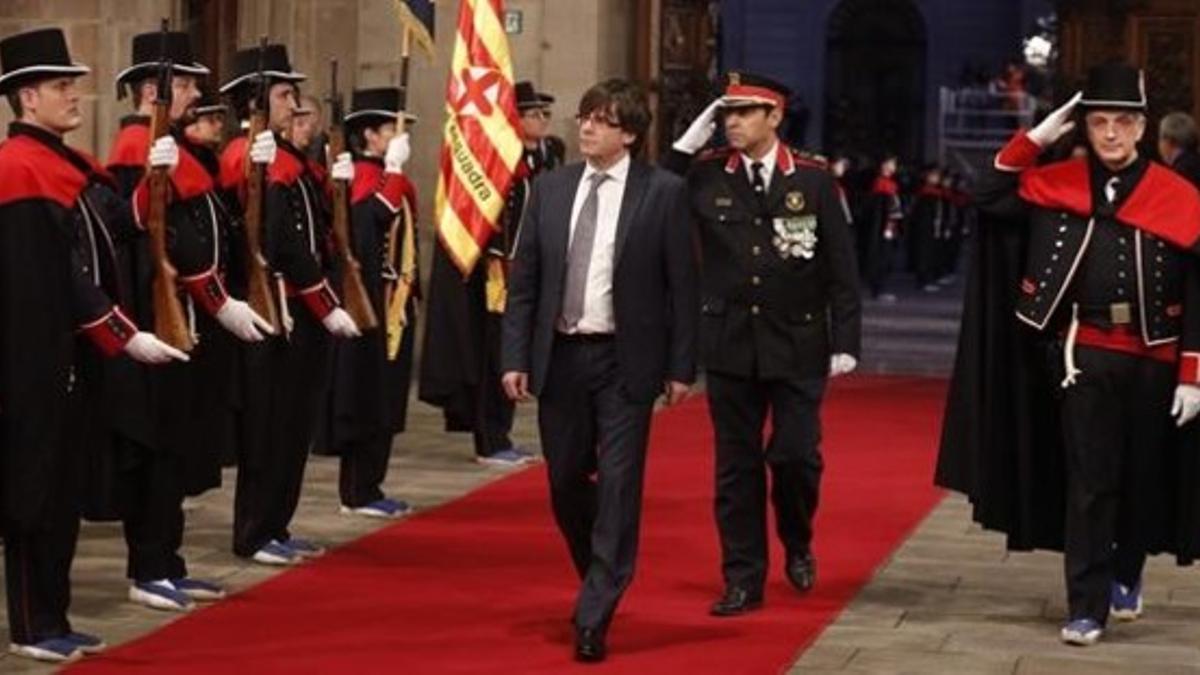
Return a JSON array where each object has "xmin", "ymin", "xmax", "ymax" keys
[
  {"xmin": 327, "ymin": 124, "xmax": 378, "ymax": 330},
  {"xmin": 146, "ymin": 103, "xmax": 194, "ymax": 352},
  {"xmin": 242, "ymin": 110, "xmax": 280, "ymax": 334}
]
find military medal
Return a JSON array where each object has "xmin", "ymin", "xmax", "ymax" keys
[{"xmin": 785, "ymin": 190, "xmax": 805, "ymax": 212}]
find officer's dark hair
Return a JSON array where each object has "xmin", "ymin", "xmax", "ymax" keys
[
  {"xmin": 348, "ymin": 121, "xmax": 388, "ymax": 154},
  {"xmin": 577, "ymin": 78, "xmax": 651, "ymax": 156},
  {"xmin": 5, "ymin": 91, "xmax": 21, "ymax": 117}
]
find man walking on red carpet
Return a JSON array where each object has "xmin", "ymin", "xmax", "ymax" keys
[
  {"xmin": 665, "ymin": 72, "xmax": 862, "ymax": 616},
  {"xmin": 501, "ymin": 79, "xmax": 698, "ymax": 663}
]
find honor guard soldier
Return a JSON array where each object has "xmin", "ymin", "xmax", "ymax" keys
[
  {"xmin": 329, "ymin": 86, "xmax": 418, "ymax": 519},
  {"xmin": 0, "ymin": 27, "xmax": 187, "ymax": 663},
  {"xmin": 667, "ymin": 72, "xmax": 861, "ymax": 616},
  {"xmin": 863, "ymin": 153, "xmax": 903, "ymax": 301},
  {"xmin": 939, "ymin": 63, "xmax": 1200, "ymax": 647},
  {"xmin": 419, "ymin": 82, "xmax": 565, "ymax": 466},
  {"xmin": 218, "ymin": 43, "xmax": 360, "ymax": 567},
  {"xmin": 100, "ymin": 28, "xmax": 273, "ymax": 613}
]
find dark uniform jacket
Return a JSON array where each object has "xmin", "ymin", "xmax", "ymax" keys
[
  {"xmin": 0, "ymin": 122, "xmax": 141, "ymax": 529},
  {"xmin": 327, "ymin": 155, "xmax": 417, "ymax": 446},
  {"xmin": 981, "ymin": 132, "xmax": 1200, "ymax": 373},
  {"xmin": 667, "ymin": 144, "xmax": 861, "ymax": 381}
]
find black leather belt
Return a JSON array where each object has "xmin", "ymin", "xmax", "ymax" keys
[{"xmin": 1076, "ymin": 302, "xmax": 1136, "ymax": 326}]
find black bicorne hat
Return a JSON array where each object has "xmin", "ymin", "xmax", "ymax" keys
[
  {"xmin": 219, "ymin": 43, "xmax": 306, "ymax": 95},
  {"xmin": 0, "ymin": 27, "xmax": 90, "ymax": 95},
  {"xmin": 116, "ymin": 30, "xmax": 209, "ymax": 96},
  {"xmin": 515, "ymin": 80, "xmax": 555, "ymax": 110},
  {"xmin": 345, "ymin": 86, "xmax": 418, "ymax": 127},
  {"xmin": 719, "ymin": 71, "xmax": 791, "ymax": 109},
  {"xmin": 1079, "ymin": 61, "xmax": 1147, "ymax": 111}
]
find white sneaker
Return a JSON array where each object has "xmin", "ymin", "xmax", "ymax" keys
[
  {"xmin": 251, "ymin": 540, "xmax": 302, "ymax": 566},
  {"xmin": 8, "ymin": 638, "xmax": 83, "ymax": 663},
  {"xmin": 1060, "ymin": 618, "xmax": 1103, "ymax": 646},
  {"xmin": 129, "ymin": 580, "xmax": 195, "ymax": 612}
]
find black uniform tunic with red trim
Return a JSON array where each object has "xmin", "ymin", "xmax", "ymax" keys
[
  {"xmin": 666, "ymin": 142, "xmax": 861, "ymax": 593},
  {"xmin": 223, "ymin": 132, "xmax": 341, "ymax": 557},
  {"xmin": 862, "ymin": 174, "xmax": 903, "ymax": 296},
  {"xmin": 326, "ymin": 156, "xmax": 417, "ymax": 507},
  {"xmin": 0, "ymin": 121, "xmax": 143, "ymax": 644},
  {"xmin": 938, "ymin": 130, "xmax": 1200, "ymax": 625},
  {"xmin": 909, "ymin": 182, "xmax": 945, "ymax": 287}
]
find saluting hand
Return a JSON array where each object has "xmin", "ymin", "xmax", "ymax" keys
[
  {"xmin": 672, "ymin": 98, "xmax": 722, "ymax": 155},
  {"xmin": 1028, "ymin": 91, "xmax": 1082, "ymax": 148}
]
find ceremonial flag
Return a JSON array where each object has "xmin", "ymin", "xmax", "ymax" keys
[
  {"xmin": 434, "ymin": 0, "xmax": 523, "ymax": 276},
  {"xmin": 396, "ymin": 0, "xmax": 436, "ymax": 60}
]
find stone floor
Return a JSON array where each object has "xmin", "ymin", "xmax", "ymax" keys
[{"xmin": 786, "ymin": 495, "xmax": 1200, "ymax": 674}]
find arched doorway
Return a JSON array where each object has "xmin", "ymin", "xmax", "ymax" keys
[{"xmin": 824, "ymin": 0, "xmax": 927, "ymax": 163}]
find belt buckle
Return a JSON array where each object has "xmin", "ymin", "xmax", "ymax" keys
[{"xmin": 1110, "ymin": 302, "xmax": 1132, "ymax": 325}]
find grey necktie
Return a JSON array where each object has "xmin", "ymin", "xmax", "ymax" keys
[{"xmin": 560, "ymin": 171, "xmax": 609, "ymax": 329}]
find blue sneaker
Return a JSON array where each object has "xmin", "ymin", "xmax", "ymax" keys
[
  {"xmin": 476, "ymin": 448, "xmax": 536, "ymax": 467},
  {"xmin": 64, "ymin": 631, "xmax": 107, "ymax": 654},
  {"xmin": 8, "ymin": 636, "xmax": 82, "ymax": 663},
  {"xmin": 171, "ymin": 577, "xmax": 226, "ymax": 602},
  {"xmin": 1060, "ymin": 617, "xmax": 1103, "ymax": 646},
  {"xmin": 251, "ymin": 540, "xmax": 302, "ymax": 566},
  {"xmin": 1110, "ymin": 580, "xmax": 1144, "ymax": 621},
  {"xmin": 129, "ymin": 579, "xmax": 194, "ymax": 612},
  {"xmin": 281, "ymin": 537, "xmax": 325, "ymax": 558},
  {"xmin": 340, "ymin": 498, "xmax": 413, "ymax": 519}
]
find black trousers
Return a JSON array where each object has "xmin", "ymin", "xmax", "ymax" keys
[
  {"xmin": 119, "ymin": 437, "xmax": 186, "ymax": 582},
  {"xmin": 707, "ymin": 371, "xmax": 826, "ymax": 592},
  {"xmin": 538, "ymin": 336, "xmax": 653, "ymax": 631},
  {"xmin": 233, "ymin": 305, "xmax": 330, "ymax": 556},
  {"xmin": 338, "ymin": 433, "xmax": 392, "ymax": 507},
  {"xmin": 1060, "ymin": 346, "xmax": 1172, "ymax": 625},
  {"xmin": 474, "ymin": 310, "xmax": 515, "ymax": 457}
]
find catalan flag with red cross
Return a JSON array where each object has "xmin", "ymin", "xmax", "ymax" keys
[{"xmin": 434, "ymin": 0, "xmax": 523, "ymax": 277}]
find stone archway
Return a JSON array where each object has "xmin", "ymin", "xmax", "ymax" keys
[{"xmin": 823, "ymin": 0, "xmax": 927, "ymax": 162}]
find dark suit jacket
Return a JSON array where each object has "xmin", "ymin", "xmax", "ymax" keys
[
  {"xmin": 1172, "ymin": 149, "xmax": 1200, "ymax": 190},
  {"xmin": 501, "ymin": 158, "xmax": 698, "ymax": 403}
]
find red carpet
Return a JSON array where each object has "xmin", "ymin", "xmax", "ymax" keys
[{"xmin": 70, "ymin": 375, "xmax": 946, "ymax": 674}]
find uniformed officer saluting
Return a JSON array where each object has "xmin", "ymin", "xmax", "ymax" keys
[{"xmin": 666, "ymin": 72, "xmax": 862, "ymax": 616}]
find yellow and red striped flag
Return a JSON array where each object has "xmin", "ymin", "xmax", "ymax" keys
[{"xmin": 434, "ymin": 0, "xmax": 523, "ymax": 276}]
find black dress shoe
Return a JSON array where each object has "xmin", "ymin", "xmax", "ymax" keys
[
  {"xmin": 574, "ymin": 627, "xmax": 606, "ymax": 663},
  {"xmin": 786, "ymin": 552, "xmax": 816, "ymax": 592},
  {"xmin": 709, "ymin": 586, "xmax": 763, "ymax": 616}
]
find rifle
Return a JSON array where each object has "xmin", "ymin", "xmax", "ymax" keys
[
  {"xmin": 385, "ymin": 28, "xmax": 417, "ymax": 360},
  {"xmin": 242, "ymin": 36, "xmax": 281, "ymax": 334},
  {"xmin": 146, "ymin": 18, "xmax": 193, "ymax": 352},
  {"xmin": 326, "ymin": 58, "xmax": 378, "ymax": 331}
]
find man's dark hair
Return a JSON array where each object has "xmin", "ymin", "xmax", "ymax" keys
[
  {"xmin": 578, "ymin": 78, "xmax": 651, "ymax": 156},
  {"xmin": 6, "ymin": 91, "xmax": 21, "ymax": 117}
]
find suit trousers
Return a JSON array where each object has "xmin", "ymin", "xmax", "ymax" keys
[
  {"xmin": 1060, "ymin": 346, "xmax": 1172, "ymax": 625},
  {"xmin": 538, "ymin": 335, "xmax": 653, "ymax": 631},
  {"xmin": 707, "ymin": 371, "xmax": 826, "ymax": 592}
]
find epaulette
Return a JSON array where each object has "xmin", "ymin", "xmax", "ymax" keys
[
  {"xmin": 696, "ymin": 146, "xmax": 735, "ymax": 163},
  {"xmin": 791, "ymin": 148, "xmax": 828, "ymax": 170}
]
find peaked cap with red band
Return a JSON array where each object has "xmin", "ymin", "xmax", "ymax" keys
[{"xmin": 719, "ymin": 71, "xmax": 790, "ymax": 110}]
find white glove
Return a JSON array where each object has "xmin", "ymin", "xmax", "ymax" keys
[
  {"xmin": 384, "ymin": 133, "xmax": 411, "ymax": 174},
  {"xmin": 830, "ymin": 353, "xmax": 858, "ymax": 377},
  {"xmin": 331, "ymin": 152, "xmax": 354, "ymax": 182},
  {"xmin": 1172, "ymin": 384, "xmax": 1200, "ymax": 427},
  {"xmin": 1027, "ymin": 91, "xmax": 1082, "ymax": 147},
  {"xmin": 124, "ymin": 332, "xmax": 190, "ymax": 364},
  {"xmin": 322, "ymin": 307, "xmax": 361, "ymax": 338},
  {"xmin": 216, "ymin": 298, "xmax": 275, "ymax": 342},
  {"xmin": 149, "ymin": 135, "xmax": 179, "ymax": 172},
  {"xmin": 250, "ymin": 130, "xmax": 277, "ymax": 165},
  {"xmin": 671, "ymin": 98, "xmax": 722, "ymax": 155}
]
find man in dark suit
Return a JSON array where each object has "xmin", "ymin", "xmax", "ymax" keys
[
  {"xmin": 667, "ymin": 72, "xmax": 862, "ymax": 616},
  {"xmin": 1159, "ymin": 111, "xmax": 1200, "ymax": 188},
  {"xmin": 501, "ymin": 78, "xmax": 698, "ymax": 663}
]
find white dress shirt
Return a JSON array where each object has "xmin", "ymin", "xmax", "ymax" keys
[
  {"xmin": 563, "ymin": 152, "xmax": 630, "ymax": 334},
  {"xmin": 741, "ymin": 141, "xmax": 778, "ymax": 192}
]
